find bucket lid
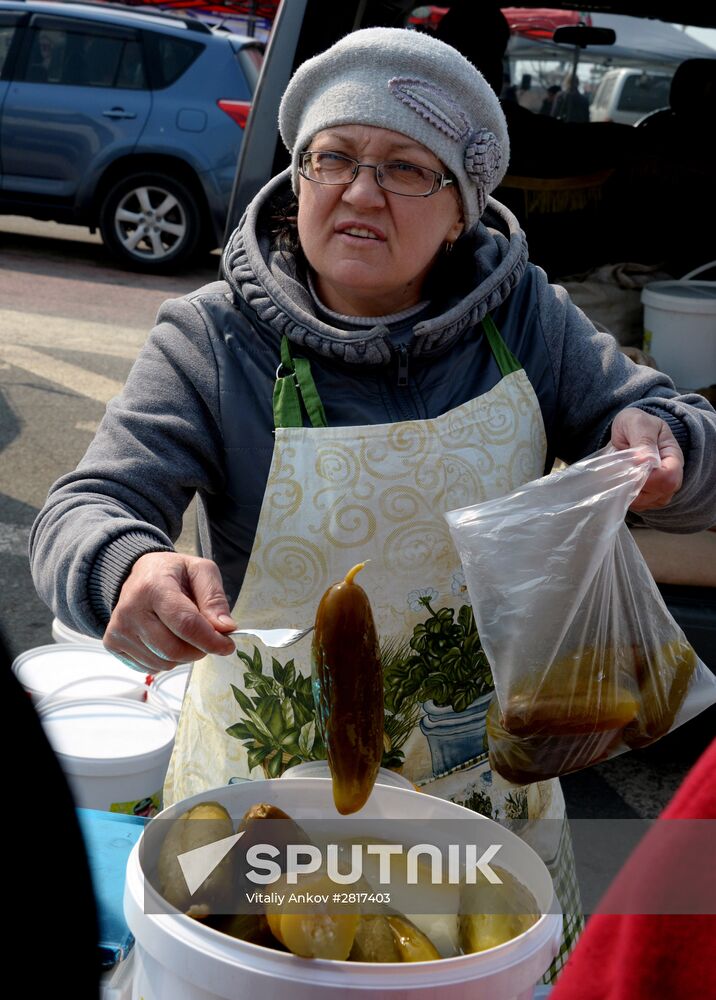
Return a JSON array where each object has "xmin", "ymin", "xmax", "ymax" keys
[
  {"xmin": 642, "ymin": 280, "xmax": 716, "ymax": 313},
  {"xmin": 12, "ymin": 643, "xmax": 147, "ymax": 699},
  {"xmin": 150, "ymin": 665, "xmax": 191, "ymax": 713},
  {"xmin": 39, "ymin": 698, "xmax": 176, "ymax": 775}
]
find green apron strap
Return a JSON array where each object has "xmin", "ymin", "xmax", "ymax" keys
[
  {"xmin": 480, "ymin": 313, "xmax": 523, "ymax": 378},
  {"xmin": 273, "ymin": 336, "xmax": 328, "ymax": 429},
  {"xmin": 273, "ymin": 319, "xmax": 518, "ymax": 427}
]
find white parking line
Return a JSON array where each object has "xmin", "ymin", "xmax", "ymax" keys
[
  {"xmin": 0, "ymin": 308, "xmax": 146, "ymax": 359},
  {"xmin": 0, "ymin": 343, "xmax": 125, "ymax": 404}
]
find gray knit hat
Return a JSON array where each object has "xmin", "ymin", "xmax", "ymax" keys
[{"xmin": 278, "ymin": 27, "xmax": 510, "ymax": 231}]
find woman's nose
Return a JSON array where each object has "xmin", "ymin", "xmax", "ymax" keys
[{"xmin": 341, "ymin": 166, "xmax": 386, "ymax": 208}]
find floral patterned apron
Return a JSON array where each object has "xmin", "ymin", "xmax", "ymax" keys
[{"xmin": 163, "ymin": 316, "xmax": 583, "ymax": 979}]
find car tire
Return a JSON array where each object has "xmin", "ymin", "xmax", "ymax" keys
[{"xmin": 99, "ymin": 172, "xmax": 201, "ymax": 272}]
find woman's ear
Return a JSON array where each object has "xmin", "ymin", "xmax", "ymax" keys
[{"xmin": 447, "ymin": 217, "xmax": 465, "ymax": 244}]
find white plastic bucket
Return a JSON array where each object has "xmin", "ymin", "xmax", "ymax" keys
[
  {"xmin": 147, "ymin": 664, "xmax": 192, "ymax": 718},
  {"xmin": 38, "ymin": 697, "xmax": 176, "ymax": 814},
  {"xmin": 281, "ymin": 759, "xmax": 415, "ymax": 791},
  {"xmin": 12, "ymin": 643, "xmax": 150, "ymax": 703},
  {"xmin": 125, "ymin": 779, "xmax": 562, "ymax": 1000},
  {"xmin": 52, "ymin": 616, "xmax": 105, "ymax": 647},
  {"xmin": 642, "ymin": 264, "xmax": 716, "ymax": 389}
]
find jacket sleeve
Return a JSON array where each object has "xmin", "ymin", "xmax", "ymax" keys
[
  {"xmin": 29, "ymin": 292, "xmax": 227, "ymax": 638},
  {"xmin": 534, "ymin": 271, "xmax": 716, "ymax": 532}
]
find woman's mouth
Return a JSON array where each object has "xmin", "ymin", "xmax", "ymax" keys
[{"xmin": 336, "ymin": 223, "xmax": 386, "ymax": 241}]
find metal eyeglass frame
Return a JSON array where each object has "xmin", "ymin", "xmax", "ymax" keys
[{"xmin": 298, "ymin": 151, "xmax": 454, "ymax": 197}]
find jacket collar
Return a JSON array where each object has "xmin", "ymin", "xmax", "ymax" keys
[{"xmin": 222, "ymin": 169, "xmax": 528, "ymax": 365}]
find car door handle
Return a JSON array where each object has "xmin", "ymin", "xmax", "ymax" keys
[{"xmin": 102, "ymin": 108, "xmax": 137, "ymax": 119}]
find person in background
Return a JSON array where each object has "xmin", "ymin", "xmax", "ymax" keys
[
  {"xmin": 434, "ymin": 2, "xmax": 633, "ymax": 177},
  {"xmin": 517, "ymin": 72, "xmax": 542, "ymax": 113},
  {"xmin": 27, "ymin": 30, "xmax": 57, "ymax": 82},
  {"xmin": 540, "ymin": 83, "xmax": 562, "ymax": 116},
  {"xmin": 501, "ymin": 74, "xmax": 518, "ymax": 102},
  {"xmin": 552, "ymin": 73, "xmax": 590, "ymax": 123}
]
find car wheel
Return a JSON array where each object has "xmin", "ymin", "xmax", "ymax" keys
[{"xmin": 99, "ymin": 173, "xmax": 201, "ymax": 271}]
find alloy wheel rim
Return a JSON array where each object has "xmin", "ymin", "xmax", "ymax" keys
[{"xmin": 114, "ymin": 185, "xmax": 188, "ymax": 260}]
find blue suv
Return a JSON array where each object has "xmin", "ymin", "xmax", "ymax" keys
[{"xmin": 0, "ymin": 0, "xmax": 263, "ymax": 270}]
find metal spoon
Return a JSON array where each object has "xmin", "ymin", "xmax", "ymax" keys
[{"xmin": 227, "ymin": 626, "xmax": 314, "ymax": 648}]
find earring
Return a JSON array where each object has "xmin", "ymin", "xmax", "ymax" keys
[{"xmin": 444, "ymin": 241, "xmax": 454, "ymax": 254}]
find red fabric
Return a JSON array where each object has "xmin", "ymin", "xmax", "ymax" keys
[
  {"xmin": 551, "ymin": 739, "xmax": 716, "ymax": 1000},
  {"xmin": 501, "ymin": 7, "xmax": 586, "ymax": 39}
]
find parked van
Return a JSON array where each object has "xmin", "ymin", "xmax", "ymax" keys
[{"xmin": 590, "ymin": 67, "xmax": 673, "ymax": 124}]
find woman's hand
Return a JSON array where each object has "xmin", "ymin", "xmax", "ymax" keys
[
  {"xmin": 611, "ymin": 408, "xmax": 684, "ymax": 513},
  {"xmin": 103, "ymin": 552, "xmax": 236, "ymax": 673}
]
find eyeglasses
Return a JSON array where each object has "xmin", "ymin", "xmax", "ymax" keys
[{"xmin": 298, "ymin": 150, "xmax": 454, "ymax": 198}]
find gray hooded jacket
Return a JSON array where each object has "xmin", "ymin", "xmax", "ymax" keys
[{"xmin": 30, "ymin": 172, "xmax": 716, "ymax": 637}]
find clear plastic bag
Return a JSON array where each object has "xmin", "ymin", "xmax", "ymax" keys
[{"xmin": 445, "ymin": 447, "xmax": 716, "ymax": 784}]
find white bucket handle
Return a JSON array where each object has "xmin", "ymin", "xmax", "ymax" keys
[
  {"xmin": 680, "ymin": 261, "xmax": 716, "ymax": 282},
  {"xmin": 35, "ymin": 674, "xmax": 149, "ymax": 712}
]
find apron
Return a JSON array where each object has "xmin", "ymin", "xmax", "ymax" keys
[{"xmin": 164, "ymin": 316, "xmax": 583, "ymax": 980}]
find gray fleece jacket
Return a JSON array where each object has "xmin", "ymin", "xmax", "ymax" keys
[{"xmin": 30, "ymin": 171, "xmax": 716, "ymax": 638}]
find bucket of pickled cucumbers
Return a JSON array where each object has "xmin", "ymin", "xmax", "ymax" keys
[{"xmin": 125, "ymin": 778, "xmax": 562, "ymax": 1000}]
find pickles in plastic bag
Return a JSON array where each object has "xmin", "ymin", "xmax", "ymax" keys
[
  {"xmin": 486, "ymin": 645, "xmax": 639, "ymax": 783},
  {"xmin": 486, "ymin": 695, "xmax": 625, "ymax": 784},
  {"xmin": 446, "ymin": 448, "xmax": 716, "ymax": 783},
  {"xmin": 312, "ymin": 562, "xmax": 383, "ymax": 814},
  {"xmin": 623, "ymin": 639, "xmax": 697, "ymax": 748},
  {"xmin": 500, "ymin": 647, "xmax": 639, "ymax": 737}
]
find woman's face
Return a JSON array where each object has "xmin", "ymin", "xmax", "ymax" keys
[{"xmin": 297, "ymin": 124, "xmax": 464, "ymax": 317}]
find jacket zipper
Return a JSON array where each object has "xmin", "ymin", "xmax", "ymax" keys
[{"xmin": 397, "ymin": 345, "xmax": 409, "ymax": 387}]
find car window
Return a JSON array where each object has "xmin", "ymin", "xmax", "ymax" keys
[
  {"xmin": 617, "ymin": 73, "xmax": 672, "ymax": 113},
  {"xmin": 23, "ymin": 22, "xmax": 146, "ymax": 88},
  {"xmin": 0, "ymin": 21, "xmax": 17, "ymax": 76},
  {"xmin": 154, "ymin": 34, "xmax": 203, "ymax": 87},
  {"xmin": 115, "ymin": 39, "xmax": 146, "ymax": 89},
  {"xmin": 236, "ymin": 43, "xmax": 263, "ymax": 92},
  {"xmin": 25, "ymin": 28, "xmax": 66, "ymax": 83},
  {"xmin": 593, "ymin": 73, "xmax": 617, "ymax": 110}
]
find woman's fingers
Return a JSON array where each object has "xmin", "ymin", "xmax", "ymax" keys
[
  {"xmin": 105, "ymin": 634, "xmax": 179, "ymax": 675},
  {"xmin": 151, "ymin": 582, "xmax": 236, "ymax": 657},
  {"xmin": 103, "ymin": 551, "xmax": 237, "ymax": 670},
  {"xmin": 610, "ymin": 407, "xmax": 684, "ymax": 511},
  {"xmin": 186, "ymin": 560, "xmax": 238, "ymax": 633},
  {"xmin": 629, "ymin": 456, "xmax": 683, "ymax": 511},
  {"xmin": 105, "ymin": 609, "xmax": 209, "ymax": 672}
]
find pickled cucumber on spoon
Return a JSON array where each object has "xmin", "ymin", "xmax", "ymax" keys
[{"xmin": 312, "ymin": 562, "xmax": 384, "ymax": 814}]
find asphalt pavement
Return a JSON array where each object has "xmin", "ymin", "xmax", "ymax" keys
[
  {"xmin": 0, "ymin": 217, "xmax": 216, "ymax": 655},
  {"xmin": 1, "ymin": 217, "xmax": 713, "ymax": 852}
]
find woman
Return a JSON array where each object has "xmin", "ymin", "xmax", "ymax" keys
[{"xmin": 31, "ymin": 27, "xmax": 715, "ymax": 978}]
